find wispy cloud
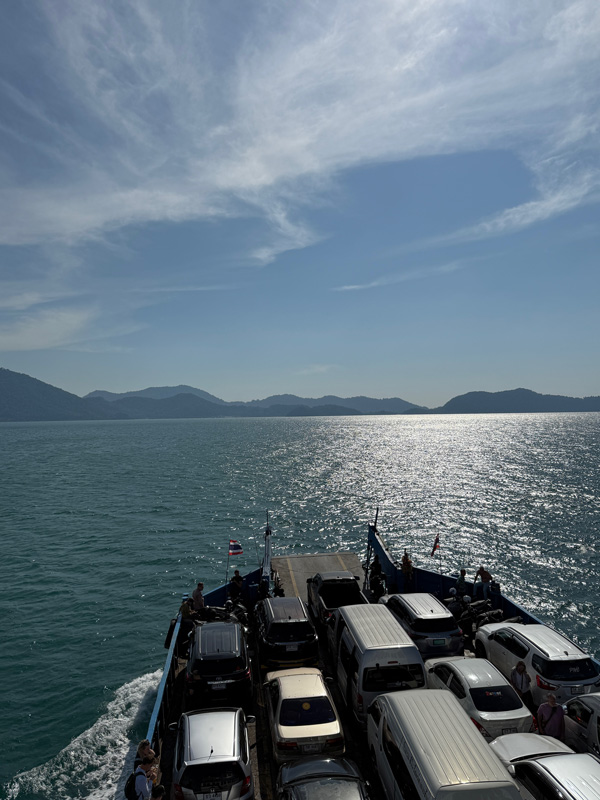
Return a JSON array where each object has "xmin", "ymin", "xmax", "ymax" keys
[{"xmin": 334, "ymin": 261, "xmax": 464, "ymax": 291}]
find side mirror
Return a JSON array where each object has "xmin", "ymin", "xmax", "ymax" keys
[
  {"xmin": 246, "ymin": 715, "xmax": 257, "ymax": 724},
  {"xmin": 487, "ymin": 632, "xmax": 495, "ymax": 641},
  {"xmin": 306, "ymin": 577, "xmax": 314, "ymax": 584},
  {"xmin": 168, "ymin": 722, "xmax": 178, "ymax": 731},
  {"xmin": 507, "ymin": 765, "xmax": 516, "ymax": 776}
]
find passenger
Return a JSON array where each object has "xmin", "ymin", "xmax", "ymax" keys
[
  {"xmin": 229, "ymin": 570, "xmax": 243, "ymax": 601},
  {"xmin": 447, "ymin": 588, "xmax": 463, "ymax": 618},
  {"xmin": 510, "ymin": 660, "xmax": 535, "ymax": 713},
  {"xmin": 134, "ymin": 756, "xmax": 156, "ymax": 800},
  {"xmin": 537, "ymin": 693, "xmax": 565, "ymax": 741},
  {"xmin": 455, "ymin": 568, "xmax": 467, "ymax": 596},
  {"xmin": 369, "ymin": 554, "xmax": 384, "ymax": 598},
  {"xmin": 192, "ymin": 581, "xmax": 205, "ymax": 611},
  {"xmin": 474, "ymin": 565, "xmax": 493, "ymax": 600},
  {"xmin": 134, "ymin": 739, "xmax": 155, "ymax": 768},
  {"xmin": 401, "ymin": 550, "xmax": 413, "ymax": 591},
  {"xmin": 370, "ymin": 554, "xmax": 382, "ymax": 578},
  {"xmin": 178, "ymin": 598, "xmax": 193, "ymax": 620}
]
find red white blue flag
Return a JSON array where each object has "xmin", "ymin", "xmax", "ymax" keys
[
  {"xmin": 430, "ymin": 534, "xmax": 440, "ymax": 557},
  {"xmin": 229, "ymin": 539, "xmax": 243, "ymax": 556}
]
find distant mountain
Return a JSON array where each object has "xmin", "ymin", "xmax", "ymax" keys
[
  {"xmin": 85, "ymin": 385, "xmax": 226, "ymax": 405},
  {"xmin": 245, "ymin": 394, "xmax": 421, "ymax": 414},
  {"xmin": 0, "ymin": 368, "xmax": 125, "ymax": 422},
  {"xmin": 435, "ymin": 388, "xmax": 600, "ymax": 414},
  {"xmin": 110, "ymin": 394, "xmax": 265, "ymax": 419}
]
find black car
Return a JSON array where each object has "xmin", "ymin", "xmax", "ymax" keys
[
  {"xmin": 255, "ymin": 596, "xmax": 318, "ymax": 669},
  {"xmin": 277, "ymin": 757, "xmax": 370, "ymax": 800},
  {"xmin": 185, "ymin": 620, "xmax": 252, "ymax": 708}
]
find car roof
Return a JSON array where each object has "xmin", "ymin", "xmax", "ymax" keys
[
  {"xmin": 489, "ymin": 733, "xmax": 574, "ymax": 763},
  {"xmin": 183, "ymin": 708, "xmax": 240, "ymax": 762},
  {"xmin": 279, "ymin": 757, "xmax": 362, "ymax": 786},
  {"xmin": 193, "ymin": 621, "xmax": 242, "ymax": 657},
  {"xmin": 264, "ymin": 596, "xmax": 309, "ymax": 622},
  {"xmin": 388, "ymin": 593, "xmax": 453, "ymax": 619},
  {"xmin": 482, "ymin": 623, "xmax": 588, "ymax": 660},
  {"xmin": 266, "ymin": 668, "xmax": 327, "ymax": 699},
  {"xmin": 316, "ymin": 571, "xmax": 356, "ymax": 581},
  {"xmin": 427, "ymin": 656, "xmax": 510, "ymax": 687},
  {"xmin": 535, "ymin": 753, "xmax": 600, "ymax": 796},
  {"xmin": 341, "ymin": 603, "xmax": 415, "ymax": 647}
]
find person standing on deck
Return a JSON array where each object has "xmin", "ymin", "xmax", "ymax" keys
[
  {"xmin": 134, "ymin": 757, "xmax": 156, "ymax": 800},
  {"xmin": 537, "ymin": 694, "xmax": 565, "ymax": 741},
  {"xmin": 192, "ymin": 581, "xmax": 205, "ymax": 611},
  {"xmin": 401, "ymin": 550, "xmax": 413, "ymax": 591},
  {"xmin": 510, "ymin": 661, "xmax": 535, "ymax": 714},
  {"xmin": 455, "ymin": 569, "xmax": 467, "ymax": 597},
  {"xmin": 474, "ymin": 566, "xmax": 492, "ymax": 600}
]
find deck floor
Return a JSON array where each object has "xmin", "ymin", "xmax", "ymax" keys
[{"xmin": 271, "ymin": 551, "xmax": 366, "ymax": 603}]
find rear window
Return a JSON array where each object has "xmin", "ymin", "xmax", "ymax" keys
[
  {"xmin": 279, "ymin": 696, "xmax": 336, "ymax": 726},
  {"xmin": 290, "ymin": 779, "xmax": 364, "ymax": 800},
  {"xmin": 412, "ymin": 617, "xmax": 458, "ymax": 634},
  {"xmin": 363, "ymin": 664, "xmax": 425, "ymax": 692},
  {"xmin": 192, "ymin": 656, "xmax": 245, "ymax": 676},
  {"xmin": 268, "ymin": 622, "xmax": 314, "ymax": 642},
  {"xmin": 469, "ymin": 685, "xmax": 522, "ymax": 712},
  {"xmin": 180, "ymin": 761, "xmax": 244, "ymax": 792},
  {"xmin": 533, "ymin": 657, "xmax": 599, "ymax": 682}
]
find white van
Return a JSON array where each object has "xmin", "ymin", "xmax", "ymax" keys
[
  {"xmin": 367, "ymin": 689, "xmax": 522, "ymax": 800},
  {"xmin": 327, "ymin": 603, "xmax": 425, "ymax": 725}
]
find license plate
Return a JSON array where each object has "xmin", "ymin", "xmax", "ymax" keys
[
  {"xmin": 302, "ymin": 743, "xmax": 321, "ymax": 753},
  {"xmin": 200, "ymin": 793, "xmax": 220, "ymax": 800},
  {"xmin": 286, "ymin": 644, "xmax": 298, "ymax": 652},
  {"xmin": 571, "ymin": 686, "xmax": 584, "ymax": 695},
  {"xmin": 211, "ymin": 683, "xmax": 226, "ymax": 690},
  {"xmin": 502, "ymin": 727, "xmax": 517, "ymax": 734},
  {"xmin": 433, "ymin": 639, "xmax": 446, "ymax": 646}
]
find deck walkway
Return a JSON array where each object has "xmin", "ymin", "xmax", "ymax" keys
[{"xmin": 271, "ymin": 552, "xmax": 366, "ymax": 602}]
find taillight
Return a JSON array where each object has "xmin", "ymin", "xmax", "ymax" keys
[
  {"xmin": 357, "ymin": 693, "xmax": 363, "ymax": 710},
  {"xmin": 174, "ymin": 784, "xmax": 184, "ymax": 800},
  {"xmin": 471, "ymin": 717, "xmax": 491, "ymax": 738},
  {"xmin": 241, "ymin": 775, "xmax": 252, "ymax": 792},
  {"xmin": 536, "ymin": 675, "xmax": 557, "ymax": 691},
  {"xmin": 276, "ymin": 740, "xmax": 299, "ymax": 752},
  {"xmin": 324, "ymin": 736, "xmax": 344, "ymax": 751}
]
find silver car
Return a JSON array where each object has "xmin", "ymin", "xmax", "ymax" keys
[
  {"xmin": 425, "ymin": 656, "xmax": 534, "ymax": 740},
  {"xmin": 171, "ymin": 707, "xmax": 254, "ymax": 800}
]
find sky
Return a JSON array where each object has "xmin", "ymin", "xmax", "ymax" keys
[{"xmin": 0, "ymin": 0, "xmax": 599, "ymax": 408}]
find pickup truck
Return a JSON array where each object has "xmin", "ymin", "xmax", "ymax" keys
[
  {"xmin": 564, "ymin": 692, "xmax": 600, "ymax": 756},
  {"xmin": 306, "ymin": 570, "xmax": 369, "ymax": 627}
]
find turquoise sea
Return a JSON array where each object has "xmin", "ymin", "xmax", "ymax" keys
[{"xmin": 1, "ymin": 414, "xmax": 599, "ymax": 799}]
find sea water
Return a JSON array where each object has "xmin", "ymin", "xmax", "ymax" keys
[{"xmin": 1, "ymin": 414, "xmax": 599, "ymax": 799}]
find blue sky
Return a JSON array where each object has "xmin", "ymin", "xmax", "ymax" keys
[{"xmin": 1, "ymin": 1, "xmax": 599, "ymax": 408}]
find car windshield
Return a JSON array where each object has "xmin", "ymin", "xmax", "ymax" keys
[
  {"xmin": 363, "ymin": 664, "xmax": 425, "ymax": 691},
  {"xmin": 412, "ymin": 617, "xmax": 457, "ymax": 634},
  {"xmin": 180, "ymin": 761, "xmax": 244, "ymax": 792},
  {"xmin": 192, "ymin": 656, "xmax": 245, "ymax": 676},
  {"xmin": 279, "ymin": 696, "xmax": 336, "ymax": 726},
  {"xmin": 268, "ymin": 622, "xmax": 313, "ymax": 642},
  {"xmin": 290, "ymin": 779, "xmax": 364, "ymax": 800},
  {"xmin": 469, "ymin": 685, "xmax": 522, "ymax": 711},
  {"xmin": 537, "ymin": 658, "xmax": 599, "ymax": 681}
]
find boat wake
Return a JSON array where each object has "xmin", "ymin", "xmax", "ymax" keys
[{"xmin": 3, "ymin": 670, "xmax": 162, "ymax": 800}]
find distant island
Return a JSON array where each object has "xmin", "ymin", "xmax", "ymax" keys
[{"xmin": 1, "ymin": 367, "xmax": 599, "ymax": 422}]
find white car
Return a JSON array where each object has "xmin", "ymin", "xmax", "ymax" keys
[
  {"xmin": 264, "ymin": 667, "xmax": 344, "ymax": 763},
  {"xmin": 425, "ymin": 656, "xmax": 534, "ymax": 739},
  {"xmin": 489, "ymin": 733, "xmax": 600, "ymax": 800}
]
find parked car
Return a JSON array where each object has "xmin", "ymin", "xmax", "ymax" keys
[
  {"xmin": 276, "ymin": 757, "xmax": 370, "ymax": 800},
  {"xmin": 489, "ymin": 733, "xmax": 600, "ymax": 800},
  {"xmin": 379, "ymin": 592, "xmax": 464, "ymax": 658},
  {"xmin": 264, "ymin": 667, "xmax": 344, "ymax": 763},
  {"xmin": 425, "ymin": 656, "xmax": 535, "ymax": 739},
  {"xmin": 171, "ymin": 707, "xmax": 254, "ymax": 800},
  {"xmin": 255, "ymin": 596, "xmax": 319, "ymax": 669},
  {"xmin": 184, "ymin": 620, "xmax": 252, "ymax": 708},
  {"xmin": 306, "ymin": 571, "xmax": 368, "ymax": 627},
  {"xmin": 474, "ymin": 622, "xmax": 600, "ymax": 705},
  {"xmin": 563, "ymin": 692, "xmax": 600, "ymax": 756}
]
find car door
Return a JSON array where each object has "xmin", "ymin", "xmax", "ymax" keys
[
  {"xmin": 487, "ymin": 630, "xmax": 516, "ymax": 677},
  {"xmin": 427, "ymin": 662, "xmax": 453, "ymax": 690},
  {"xmin": 564, "ymin": 698, "xmax": 594, "ymax": 753}
]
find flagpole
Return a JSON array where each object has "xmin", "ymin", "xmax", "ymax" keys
[{"xmin": 225, "ymin": 548, "xmax": 230, "ymax": 584}]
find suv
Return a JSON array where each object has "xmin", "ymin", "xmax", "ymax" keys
[
  {"xmin": 475, "ymin": 622, "xmax": 600, "ymax": 705},
  {"xmin": 185, "ymin": 620, "xmax": 252, "ymax": 708},
  {"xmin": 172, "ymin": 707, "xmax": 254, "ymax": 800},
  {"xmin": 490, "ymin": 734, "xmax": 600, "ymax": 800},
  {"xmin": 378, "ymin": 593, "xmax": 464, "ymax": 658},
  {"xmin": 255, "ymin": 597, "xmax": 318, "ymax": 669}
]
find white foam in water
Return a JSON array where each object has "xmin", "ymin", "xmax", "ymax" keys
[{"xmin": 5, "ymin": 670, "xmax": 162, "ymax": 800}]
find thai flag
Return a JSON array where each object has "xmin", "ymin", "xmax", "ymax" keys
[
  {"xmin": 229, "ymin": 539, "xmax": 243, "ymax": 556},
  {"xmin": 430, "ymin": 534, "xmax": 440, "ymax": 557}
]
